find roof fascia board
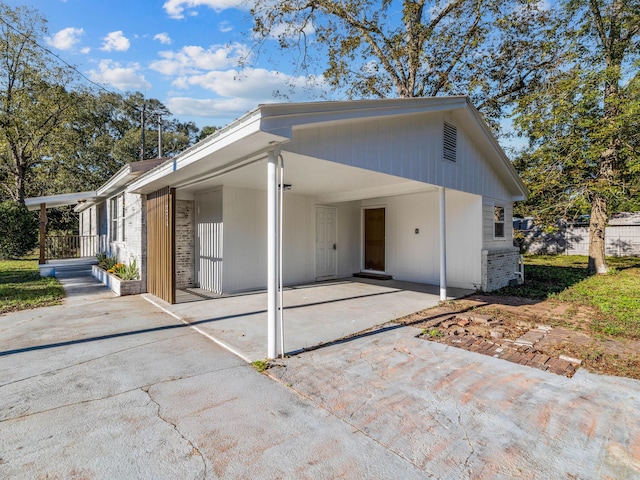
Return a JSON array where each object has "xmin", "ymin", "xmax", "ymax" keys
[
  {"xmin": 25, "ymin": 191, "xmax": 97, "ymax": 211},
  {"xmin": 127, "ymin": 110, "xmax": 280, "ymax": 194},
  {"xmin": 463, "ymin": 98, "xmax": 529, "ymax": 200},
  {"xmin": 96, "ymin": 164, "xmax": 133, "ymax": 197},
  {"xmin": 259, "ymin": 97, "xmax": 468, "ymax": 136}
]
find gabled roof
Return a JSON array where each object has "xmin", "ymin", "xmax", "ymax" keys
[
  {"xmin": 128, "ymin": 97, "xmax": 527, "ymax": 200},
  {"xmin": 74, "ymin": 158, "xmax": 166, "ymax": 212}
]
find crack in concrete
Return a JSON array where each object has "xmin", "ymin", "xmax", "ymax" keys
[
  {"xmin": 0, "ymin": 364, "xmax": 245, "ymax": 423},
  {"xmin": 142, "ymin": 386, "xmax": 207, "ymax": 480},
  {"xmin": 453, "ymin": 401, "xmax": 475, "ymax": 477},
  {"xmin": 0, "ymin": 331, "xmax": 197, "ymax": 389},
  {"xmin": 432, "ymin": 389, "xmax": 474, "ymax": 477}
]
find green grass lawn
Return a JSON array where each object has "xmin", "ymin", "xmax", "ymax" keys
[
  {"xmin": 495, "ymin": 255, "xmax": 640, "ymax": 339},
  {"xmin": 0, "ymin": 259, "xmax": 65, "ymax": 314}
]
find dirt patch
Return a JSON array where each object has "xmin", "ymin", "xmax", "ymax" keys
[{"xmin": 398, "ymin": 295, "xmax": 640, "ymax": 380}]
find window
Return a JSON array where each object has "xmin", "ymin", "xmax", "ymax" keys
[
  {"xmin": 494, "ymin": 206, "xmax": 505, "ymax": 238},
  {"xmin": 443, "ymin": 121, "xmax": 457, "ymax": 162},
  {"xmin": 110, "ymin": 194, "xmax": 125, "ymax": 242}
]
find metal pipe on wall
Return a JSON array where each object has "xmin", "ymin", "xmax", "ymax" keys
[{"xmin": 439, "ymin": 187, "xmax": 447, "ymax": 301}]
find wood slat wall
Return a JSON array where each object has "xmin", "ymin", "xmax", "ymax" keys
[{"xmin": 146, "ymin": 187, "xmax": 176, "ymax": 304}]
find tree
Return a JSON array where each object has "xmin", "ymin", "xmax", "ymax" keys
[
  {"xmin": 513, "ymin": 0, "xmax": 640, "ymax": 274},
  {"xmin": 251, "ymin": 0, "xmax": 560, "ymax": 123},
  {"xmin": 0, "ymin": 3, "xmax": 77, "ymax": 204},
  {"xmin": 0, "ymin": 200, "xmax": 38, "ymax": 259},
  {"xmin": 197, "ymin": 125, "xmax": 219, "ymax": 142}
]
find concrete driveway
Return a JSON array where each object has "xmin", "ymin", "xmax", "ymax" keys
[
  {"xmin": 270, "ymin": 327, "xmax": 640, "ymax": 479},
  {"xmin": 2, "ymin": 273, "xmax": 640, "ymax": 479},
  {"xmin": 0, "ymin": 276, "xmax": 425, "ymax": 479}
]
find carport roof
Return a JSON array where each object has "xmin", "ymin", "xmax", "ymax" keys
[
  {"xmin": 25, "ymin": 191, "xmax": 96, "ymax": 211},
  {"xmin": 127, "ymin": 97, "xmax": 528, "ymax": 199}
]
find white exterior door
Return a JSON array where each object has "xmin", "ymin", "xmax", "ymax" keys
[
  {"xmin": 195, "ymin": 189, "xmax": 223, "ymax": 294},
  {"xmin": 315, "ymin": 206, "xmax": 337, "ymax": 279}
]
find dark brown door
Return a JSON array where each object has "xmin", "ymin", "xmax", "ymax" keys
[
  {"xmin": 146, "ymin": 187, "xmax": 176, "ymax": 304},
  {"xmin": 364, "ymin": 208, "xmax": 385, "ymax": 271}
]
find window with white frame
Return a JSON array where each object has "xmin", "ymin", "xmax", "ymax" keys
[
  {"xmin": 110, "ymin": 194, "xmax": 125, "ymax": 242},
  {"xmin": 494, "ymin": 205, "xmax": 505, "ymax": 238}
]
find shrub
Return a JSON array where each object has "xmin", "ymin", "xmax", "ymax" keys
[
  {"xmin": 97, "ymin": 254, "xmax": 139, "ymax": 280},
  {"xmin": 97, "ymin": 252, "xmax": 118, "ymax": 271},
  {"xmin": 0, "ymin": 201, "xmax": 38, "ymax": 259},
  {"xmin": 114, "ymin": 258, "xmax": 139, "ymax": 280}
]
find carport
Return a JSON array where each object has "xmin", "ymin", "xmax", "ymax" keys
[{"xmin": 127, "ymin": 97, "xmax": 525, "ymax": 359}]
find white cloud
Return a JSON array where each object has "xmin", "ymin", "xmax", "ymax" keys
[
  {"xmin": 166, "ymin": 96, "xmax": 255, "ymax": 118},
  {"xmin": 80, "ymin": 47, "xmax": 91, "ymax": 54},
  {"xmin": 45, "ymin": 27, "xmax": 84, "ymax": 50},
  {"xmin": 182, "ymin": 68, "xmax": 313, "ymax": 99},
  {"xmin": 163, "ymin": 0, "xmax": 246, "ymax": 19},
  {"xmin": 268, "ymin": 21, "xmax": 315, "ymax": 39},
  {"xmin": 88, "ymin": 60, "xmax": 151, "ymax": 91},
  {"xmin": 100, "ymin": 31, "xmax": 131, "ymax": 52},
  {"xmin": 166, "ymin": 69, "xmax": 325, "ymax": 119},
  {"xmin": 150, "ymin": 43, "xmax": 249, "ymax": 76},
  {"xmin": 219, "ymin": 21, "xmax": 233, "ymax": 33},
  {"xmin": 154, "ymin": 32, "xmax": 172, "ymax": 45}
]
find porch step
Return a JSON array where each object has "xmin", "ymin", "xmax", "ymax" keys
[
  {"xmin": 353, "ymin": 272, "xmax": 393, "ymax": 281},
  {"xmin": 42, "ymin": 258, "xmax": 98, "ymax": 278}
]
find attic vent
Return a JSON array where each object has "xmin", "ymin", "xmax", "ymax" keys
[{"xmin": 443, "ymin": 121, "xmax": 457, "ymax": 162}]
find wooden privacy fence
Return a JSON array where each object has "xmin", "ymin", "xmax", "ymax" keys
[
  {"xmin": 45, "ymin": 235, "xmax": 100, "ymax": 259},
  {"xmin": 146, "ymin": 187, "xmax": 176, "ymax": 304}
]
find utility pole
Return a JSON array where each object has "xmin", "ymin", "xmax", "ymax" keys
[
  {"xmin": 140, "ymin": 102, "xmax": 146, "ymax": 161},
  {"xmin": 157, "ymin": 112, "xmax": 164, "ymax": 158}
]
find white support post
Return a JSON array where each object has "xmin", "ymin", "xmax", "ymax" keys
[
  {"xmin": 267, "ymin": 151, "xmax": 278, "ymax": 359},
  {"xmin": 439, "ymin": 187, "xmax": 447, "ymax": 301}
]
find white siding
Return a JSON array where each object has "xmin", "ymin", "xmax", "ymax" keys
[
  {"xmin": 195, "ymin": 188, "xmax": 223, "ymax": 293},
  {"xmin": 358, "ymin": 189, "xmax": 482, "ymax": 289},
  {"xmin": 482, "ymin": 198, "xmax": 514, "ymax": 249},
  {"xmin": 445, "ymin": 190, "xmax": 482, "ymax": 289},
  {"xmin": 222, "ymin": 186, "xmax": 316, "ymax": 293},
  {"xmin": 284, "ymin": 113, "xmax": 513, "ymax": 201},
  {"xmin": 362, "ymin": 192, "xmax": 441, "ymax": 284},
  {"xmin": 334, "ymin": 201, "xmax": 361, "ymax": 278}
]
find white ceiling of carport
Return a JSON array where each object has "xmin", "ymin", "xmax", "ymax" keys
[{"xmin": 176, "ymin": 151, "xmax": 437, "ymax": 203}]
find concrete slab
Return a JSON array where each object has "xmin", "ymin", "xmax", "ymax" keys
[
  {"xmin": 3, "ymin": 272, "xmax": 639, "ymax": 478},
  {"xmin": 269, "ymin": 326, "xmax": 640, "ymax": 479},
  {"xmin": 0, "ymin": 275, "xmax": 426, "ymax": 479},
  {"xmin": 161, "ymin": 278, "xmax": 473, "ymax": 361}
]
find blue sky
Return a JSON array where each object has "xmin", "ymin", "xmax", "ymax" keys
[{"xmin": 5, "ymin": 0, "xmax": 329, "ymax": 128}]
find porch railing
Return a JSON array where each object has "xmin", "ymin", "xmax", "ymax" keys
[{"xmin": 45, "ymin": 235, "xmax": 101, "ymax": 259}]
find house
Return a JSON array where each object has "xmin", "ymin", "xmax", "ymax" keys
[{"xmin": 55, "ymin": 97, "xmax": 525, "ymax": 358}]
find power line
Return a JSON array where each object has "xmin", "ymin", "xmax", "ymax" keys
[{"xmin": 0, "ymin": 13, "xmax": 149, "ymax": 115}]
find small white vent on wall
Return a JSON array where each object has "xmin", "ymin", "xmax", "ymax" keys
[{"xmin": 443, "ymin": 121, "xmax": 457, "ymax": 162}]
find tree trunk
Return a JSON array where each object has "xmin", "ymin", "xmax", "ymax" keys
[
  {"xmin": 588, "ymin": 193, "xmax": 608, "ymax": 274},
  {"xmin": 14, "ymin": 160, "xmax": 27, "ymax": 205}
]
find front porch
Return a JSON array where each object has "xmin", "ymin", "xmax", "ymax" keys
[{"xmin": 146, "ymin": 276, "xmax": 473, "ymax": 361}]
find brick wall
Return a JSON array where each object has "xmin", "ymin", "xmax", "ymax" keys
[
  {"xmin": 108, "ymin": 192, "xmax": 147, "ymax": 292},
  {"xmin": 481, "ymin": 247, "xmax": 522, "ymax": 292},
  {"xmin": 176, "ymin": 200, "xmax": 195, "ymax": 288}
]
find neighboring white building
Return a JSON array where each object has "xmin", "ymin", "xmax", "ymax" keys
[{"xmin": 73, "ymin": 97, "xmax": 525, "ymax": 307}]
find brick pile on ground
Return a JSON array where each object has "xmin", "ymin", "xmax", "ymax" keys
[{"xmin": 418, "ymin": 313, "xmax": 581, "ymax": 378}]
